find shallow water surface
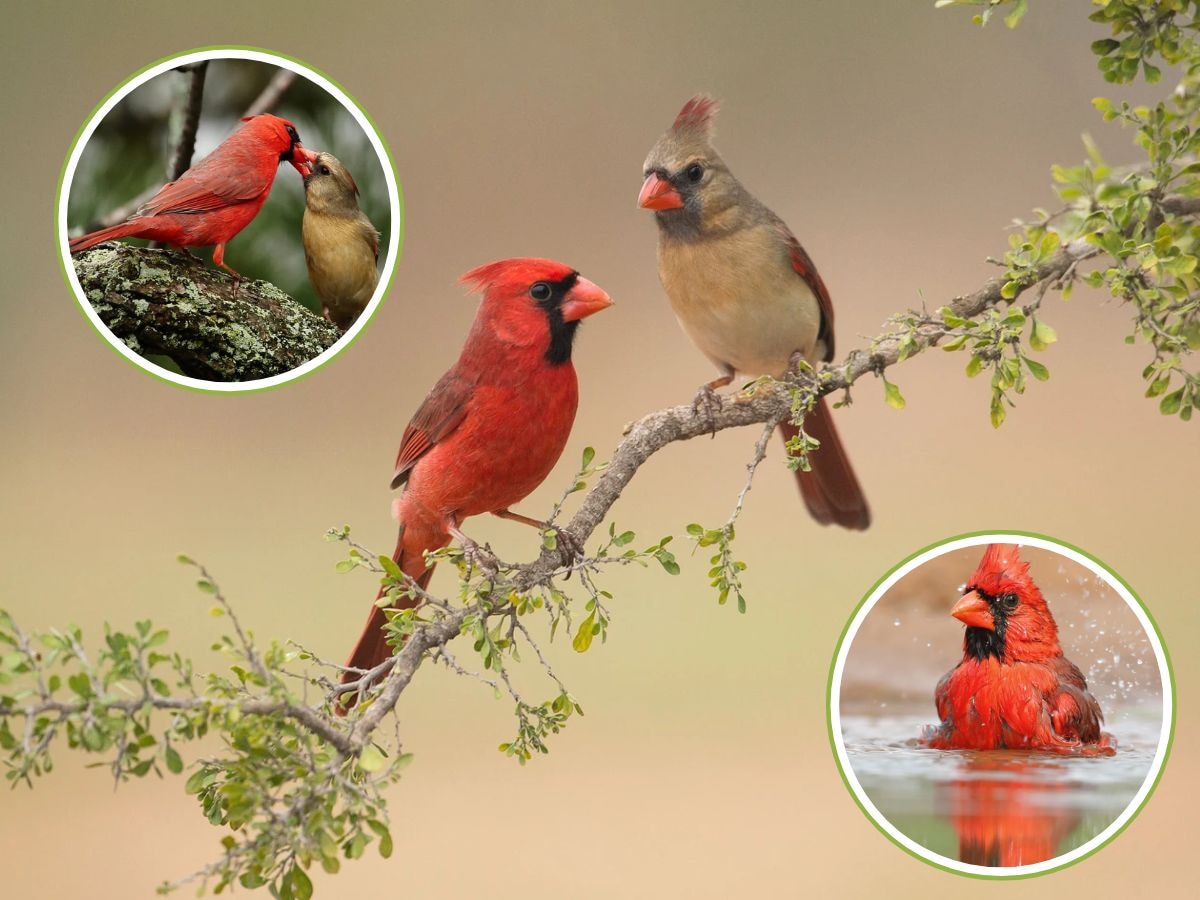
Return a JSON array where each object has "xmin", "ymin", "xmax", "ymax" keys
[{"xmin": 842, "ymin": 711, "xmax": 1161, "ymax": 867}]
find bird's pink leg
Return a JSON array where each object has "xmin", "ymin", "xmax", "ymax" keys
[
  {"xmin": 694, "ymin": 364, "xmax": 735, "ymax": 436},
  {"xmin": 212, "ymin": 243, "xmax": 243, "ymax": 293},
  {"xmin": 447, "ymin": 513, "xmax": 498, "ymax": 576},
  {"xmin": 492, "ymin": 508, "xmax": 584, "ymax": 562}
]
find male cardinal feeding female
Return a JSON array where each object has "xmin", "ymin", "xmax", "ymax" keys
[
  {"xmin": 640, "ymin": 96, "xmax": 869, "ymax": 530},
  {"xmin": 302, "ymin": 151, "xmax": 380, "ymax": 329},
  {"xmin": 340, "ymin": 258, "xmax": 613, "ymax": 691},
  {"xmin": 924, "ymin": 544, "xmax": 1115, "ymax": 754},
  {"xmin": 69, "ymin": 114, "xmax": 317, "ymax": 279}
]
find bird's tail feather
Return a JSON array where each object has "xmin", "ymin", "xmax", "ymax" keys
[
  {"xmin": 782, "ymin": 397, "xmax": 870, "ymax": 531},
  {"xmin": 68, "ymin": 222, "xmax": 144, "ymax": 255},
  {"xmin": 337, "ymin": 527, "xmax": 434, "ymax": 712}
]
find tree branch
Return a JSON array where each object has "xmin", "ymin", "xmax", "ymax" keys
[
  {"xmin": 73, "ymin": 244, "xmax": 340, "ymax": 381},
  {"xmin": 166, "ymin": 62, "xmax": 208, "ymax": 181}
]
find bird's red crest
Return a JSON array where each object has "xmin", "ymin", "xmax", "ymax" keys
[
  {"xmin": 459, "ymin": 258, "xmax": 576, "ymax": 295},
  {"xmin": 672, "ymin": 95, "xmax": 719, "ymax": 137},
  {"xmin": 968, "ymin": 543, "xmax": 1032, "ymax": 596}
]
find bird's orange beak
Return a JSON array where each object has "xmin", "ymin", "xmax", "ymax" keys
[
  {"xmin": 560, "ymin": 276, "xmax": 614, "ymax": 322},
  {"xmin": 951, "ymin": 591, "xmax": 995, "ymax": 631},
  {"xmin": 290, "ymin": 145, "xmax": 319, "ymax": 178},
  {"xmin": 638, "ymin": 173, "xmax": 684, "ymax": 210}
]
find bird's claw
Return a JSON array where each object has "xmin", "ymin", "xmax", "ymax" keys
[
  {"xmin": 548, "ymin": 526, "xmax": 585, "ymax": 570},
  {"xmin": 461, "ymin": 539, "xmax": 499, "ymax": 579},
  {"xmin": 692, "ymin": 384, "xmax": 723, "ymax": 437}
]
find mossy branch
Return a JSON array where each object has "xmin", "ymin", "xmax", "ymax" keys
[{"xmin": 72, "ymin": 244, "xmax": 341, "ymax": 381}]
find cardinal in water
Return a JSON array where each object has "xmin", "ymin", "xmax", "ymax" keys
[
  {"xmin": 924, "ymin": 544, "xmax": 1115, "ymax": 754},
  {"xmin": 339, "ymin": 258, "xmax": 613, "ymax": 698},
  {"xmin": 302, "ymin": 151, "xmax": 380, "ymax": 329},
  {"xmin": 69, "ymin": 114, "xmax": 317, "ymax": 279},
  {"xmin": 639, "ymin": 96, "xmax": 869, "ymax": 529}
]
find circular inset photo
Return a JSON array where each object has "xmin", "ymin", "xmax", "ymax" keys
[
  {"xmin": 829, "ymin": 534, "xmax": 1172, "ymax": 877},
  {"xmin": 58, "ymin": 47, "xmax": 401, "ymax": 391}
]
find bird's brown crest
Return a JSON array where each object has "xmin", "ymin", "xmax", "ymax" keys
[{"xmin": 672, "ymin": 95, "xmax": 719, "ymax": 137}]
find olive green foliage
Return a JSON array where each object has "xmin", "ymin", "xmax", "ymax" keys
[
  {"xmin": 69, "ymin": 59, "xmax": 391, "ymax": 314},
  {"xmin": 928, "ymin": 0, "xmax": 1200, "ymax": 421},
  {"xmin": 0, "ymin": 563, "xmax": 402, "ymax": 898}
]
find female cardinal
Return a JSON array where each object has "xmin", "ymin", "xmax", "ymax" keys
[
  {"xmin": 924, "ymin": 544, "xmax": 1115, "ymax": 754},
  {"xmin": 302, "ymin": 151, "xmax": 380, "ymax": 329},
  {"xmin": 639, "ymin": 96, "xmax": 869, "ymax": 529},
  {"xmin": 68, "ymin": 114, "xmax": 317, "ymax": 279},
  {"xmin": 340, "ymin": 258, "xmax": 613, "ymax": 689}
]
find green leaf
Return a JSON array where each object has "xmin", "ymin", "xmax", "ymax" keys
[
  {"xmin": 572, "ymin": 613, "xmax": 596, "ymax": 653},
  {"xmin": 164, "ymin": 746, "xmax": 183, "ymax": 775},
  {"xmin": 990, "ymin": 395, "xmax": 1007, "ymax": 429},
  {"xmin": 368, "ymin": 820, "xmax": 394, "ymax": 859},
  {"xmin": 581, "ymin": 446, "xmax": 595, "ymax": 469},
  {"xmin": 882, "ymin": 379, "xmax": 906, "ymax": 410},
  {"xmin": 1023, "ymin": 357, "xmax": 1050, "ymax": 381},
  {"xmin": 965, "ymin": 355, "xmax": 985, "ymax": 378},
  {"xmin": 1029, "ymin": 318, "xmax": 1058, "ymax": 351},
  {"xmin": 290, "ymin": 866, "xmax": 313, "ymax": 900},
  {"xmin": 1003, "ymin": 0, "xmax": 1027, "ymax": 29},
  {"xmin": 1160, "ymin": 388, "xmax": 1184, "ymax": 416},
  {"xmin": 358, "ymin": 744, "xmax": 387, "ymax": 773}
]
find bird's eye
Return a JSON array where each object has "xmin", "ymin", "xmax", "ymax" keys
[
  {"xmin": 685, "ymin": 163, "xmax": 705, "ymax": 183},
  {"xmin": 319, "ymin": 165, "xmax": 331, "ymax": 176},
  {"xmin": 998, "ymin": 593, "xmax": 1019, "ymax": 611},
  {"xmin": 529, "ymin": 282, "xmax": 552, "ymax": 302}
]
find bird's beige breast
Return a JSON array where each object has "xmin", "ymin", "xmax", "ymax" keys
[
  {"xmin": 302, "ymin": 213, "xmax": 379, "ymax": 306},
  {"xmin": 658, "ymin": 226, "xmax": 823, "ymax": 377}
]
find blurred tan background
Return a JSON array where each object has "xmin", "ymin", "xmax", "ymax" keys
[{"xmin": 1, "ymin": 2, "xmax": 1197, "ymax": 897}]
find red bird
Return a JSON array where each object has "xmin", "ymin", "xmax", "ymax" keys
[
  {"xmin": 639, "ymin": 96, "xmax": 869, "ymax": 529},
  {"xmin": 341, "ymin": 259, "xmax": 613, "ymax": 687},
  {"xmin": 68, "ymin": 114, "xmax": 317, "ymax": 278},
  {"xmin": 924, "ymin": 544, "xmax": 1115, "ymax": 754}
]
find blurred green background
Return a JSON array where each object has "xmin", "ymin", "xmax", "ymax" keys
[
  {"xmin": 3, "ymin": 2, "xmax": 1199, "ymax": 898},
  {"xmin": 67, "ymin": 58, "xmax": 392, "ymax": 313}
]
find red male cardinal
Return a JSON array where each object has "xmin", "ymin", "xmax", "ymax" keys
[
  {"xmin": 340, "ymin": 259, "xmax": 613, "ymax": 690},
  {"xmin": 924, "ymin": 544, "xmax": 1115, "ymax": 754},
  {"xmin": 69, "ymin": 114, "xmax": 317, "ymax": 278},
  {"xmin": 639, "ymin": 96, "xmax": 869, "ymax": 529}
]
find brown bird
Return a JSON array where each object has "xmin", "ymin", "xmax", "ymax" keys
[
  {"xmin": 639, "ymin": 96, "xmax": 869, "ymax": 530},
  {"xmin": 301, "ymin": 151, "xmax": 380, "ymax": 329}
]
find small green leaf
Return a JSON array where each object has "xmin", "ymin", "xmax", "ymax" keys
[
  {"xmin": 1029, "ymin": 318, "xmax": 1058, "ymax": 351},
  {"xmin": 1023, "ymin": 357, "xmax": 1050, "ymax": 381},
  {"xmin": 359, "ymin": 745, "xmax": 387, "ymax": 773},
  {"xmin": 882, "ymin": 379, "xmax": 906, "ymax": 410},
  {"xmin": 572, "ymin": 614, "xmax": 596, "ymax": 653}
]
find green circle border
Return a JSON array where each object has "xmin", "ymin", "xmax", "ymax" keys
[
  {"xmin": 825, "ymin": 529, "xmax": 1176, "ymax": 879},
  {"xmin": 54, "ymin": 44, "xmax": 404, "ymax": 395}
]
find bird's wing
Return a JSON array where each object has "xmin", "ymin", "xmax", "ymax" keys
[
  {"xmin": 136, "ymin": 149, "xmax": 271, "ymax": 217},
  {"xmin": 1046, "ymin": 657, "xmax": 1105, "ymax": 743},
  {"xmin": 933, "ymin": 668, "xmax": 954, "ymax": 724},
  {"xmin": 775, "ymin": 222, "xmax": 836, "ymax": 361},
  {"xmin": 391, "ymin": 370, "xmax": 474, "ymax": 490}
]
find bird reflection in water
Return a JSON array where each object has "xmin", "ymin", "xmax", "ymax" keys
[{"xmin": 937, "ymin": 754, "xmax": 1079, "ymax": 867}]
